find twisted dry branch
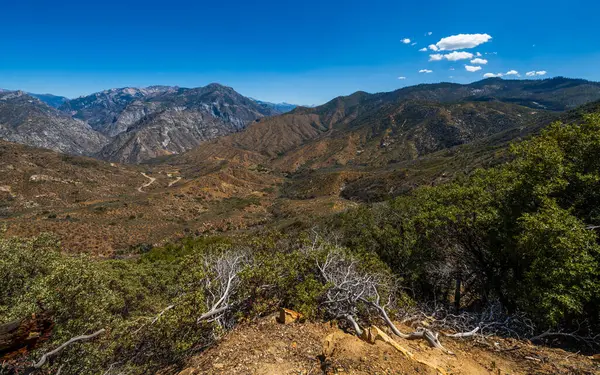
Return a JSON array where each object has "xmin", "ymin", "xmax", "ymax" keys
[{"xmin": 29, "ymin": 329, "xmax": 105, "ymax": 370}]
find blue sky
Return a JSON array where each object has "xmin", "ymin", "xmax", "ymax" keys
[{"xmin": 1, "ymin": 0, "xmax": 598, "ymax": 105}]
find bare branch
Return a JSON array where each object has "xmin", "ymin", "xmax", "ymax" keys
[
  {"xmin": 344, "ymin": 315, "xmax": 364, "ymax": 337},
  {"xmin": 530, "ymin": 329, "xmax": 600, "ymax": 349},
  {"xmin": 30, "ymin": 329, "xmax": 105, "ymax": 369},
  {"xmin": 317, "ymin": 248, "xmax": 479, "ymax": 355},
  {"xmin": 133, "ymin": 304, "xmax": 175, "ymax": 334},
  {"xmin": 445, "ymin": 326, "xmax": 480, "ymax": 338},
  {"xmin": 198, "ymin": 251, "xmax": 248, "ymax": 329}
]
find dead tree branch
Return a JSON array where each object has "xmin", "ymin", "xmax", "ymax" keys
[
  {"xmin": 197, "ymin": 252, "xmax": 247, "ymax": 329},
  {"xmin": 133, "ymin": 304, "xmax": 175, "ymax": 334},
  {"xmin": 530, "ymin": 329, "xmax": 600, "ymax": 349},
  {"xmin": 29, "ymin": 329, "xmax": 105, "ymax": 370},
  {"xmin": 317, "ymin": 249, "xmax": 479, "ymax": 355}
]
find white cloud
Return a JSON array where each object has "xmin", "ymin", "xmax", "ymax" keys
[
  {"xmin": 526, "ymin": 70, "xmax": 547, "ymax": 77},
  {"xmin": 419, "ymin": 47, "xmax": 428, "ymax": 52},
  {"xmin": 444, "ymin": 51, "xmax": 474, "ymax": 61},
  {"xmin": 419, "ymin": 69, "xmax": 433, "ymax": 73},
  {"xmin": 476, "ymin": 52, "xmax": 482, "ymax": 57},
  {"xmin": 449, "ymin": 67, "xmax": 455, "ymax": 71},
  {"xmin": 465, "ymin": 65, "xmax": 482, "ymax": 72},
  {"xmin": 428, "ymin": 44, "xmax": 439, "ymax": 51},
  {"xmin": 428, "ymin": 31, "xmax": 433, "ymax": 36},
  {"xmin": 434, "ymin": 33, "xmax": 492, "ymax": 51},
  {"xmin": 505, "ymin": 70, "xmax": 519, "ymax": 76},
  {"xmin": 398, "ymin": 76, "xmax": 407, "ymax": 80},
  {"xmin": 402, "ymin": 38, "xmax": 411, "ymax": 44},
  {"xmin": 411, "ymin": 42, "xmax": 417, "ymax": 46},
  {"xmin": 470, "ymin": 58, "xmax": 488, "ymax": 65},
  {"xmin": 484, "ymin": 73, "xmax": 503, "ymax": 78},
  {"xmin": 429, "ymin": 51, "xmax": 473, "ymax": 62}
]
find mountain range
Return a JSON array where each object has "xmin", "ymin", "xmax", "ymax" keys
[
  {"xmin": 250, "ymin": 98, "xmax": 297, "ymax": 113},
  {"xmin": 2, "ymin": 77, "xmax": 600, "ymax": 165},
  {"xmin": 0, "ymin": 84, "xmax": 293, "ymax": 163},
  {"xmin": 173, "ymin": 77, "xmax": 600, "ymax": 168},
  {"xmin": 0, "ymin": 90, "xmax": 108, "ymax": 155},
  {"xmin": 2, "ymin": 77, "xmax": 600, "ymax": 253}
]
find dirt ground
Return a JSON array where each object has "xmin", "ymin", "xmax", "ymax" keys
[{"xmin": 175, "ymin": 315, "xmax": 599, "ymax": 375}]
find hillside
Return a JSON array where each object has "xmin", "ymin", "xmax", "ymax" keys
[
  {"xmin": 1, "ymin": 81, "xmax": 600, "ymax": 375},
  {"xmin": 178, "ymin": 315, "xmax": 599, "ymax": 375},
  {"xmin": 170, "ymin": 82, "xmax": 565, "ymax": 202},
  {"xmin": 96, "ymin": 84, "xmax": 280, "ymax": 163},
  {"xmin": 175, "ymin": 78, "xmax": 596, "ymax": 171},
  {"xmin": 59, "ymin": 86, "xmax": 180, "ymax": 135},
  {"xmin": 0, "ymin": 138, "xmax": 285, "ymax": 254},
  {"xmin": 0, "ymin": 91, "xmax": 108, "ymax": 155},
  {"xmin": 0, "ymin": 138, "xmax": 144, "ymax": 216}
]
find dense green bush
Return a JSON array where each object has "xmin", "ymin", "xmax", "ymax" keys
[
  {"xmin": 1, "ymin": 230, "xmax": 393, "ymax": 374},
  {"xmin": 334, "ymin": 114, "xmax": 600, "ymax": 329}
]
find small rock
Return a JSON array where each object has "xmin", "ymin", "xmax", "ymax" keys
[{"xmin": 277, "ymin": 308, "xmax": 304, "ymax": 324}]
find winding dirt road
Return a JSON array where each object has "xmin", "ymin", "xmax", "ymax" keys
[
  {"xmin": 137, "ymin": 173, "xmax": 156, "ymax": 193},
  {"xmin": 168, "ymin": 176, "xmax": 182, "ymax": 187}
]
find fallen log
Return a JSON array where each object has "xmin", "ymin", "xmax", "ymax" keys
[{"xmin": 0, "ymin": 313, "xmax": 53, "ymax": 360}]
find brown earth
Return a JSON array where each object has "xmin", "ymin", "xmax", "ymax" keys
[{"xmin": 175, "ymin": 316, "xmax": 599, "ymax": 375}]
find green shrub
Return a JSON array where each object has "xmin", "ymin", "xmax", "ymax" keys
[{"xmin": 332, "ymin": 114, "xmax": 600, "ymax": 330}]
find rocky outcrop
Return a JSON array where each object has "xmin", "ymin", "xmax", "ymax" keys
[
  {"xmin": 0, "ymin": 91, "xmax": 108, "ymax": 155},
  {"xmin": 59, "ymin": 86, "xmax": 179, "ymax": 135},
  {"xmin": 96, "ymin": 84, "xmax": 281, "ymax": 163}
]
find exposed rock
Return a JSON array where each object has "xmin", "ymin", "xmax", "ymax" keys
[
  {"xmin": 0, "ymin": 91, "xmax": 108, "ymax": 156},
  {"xmin": 360, "ymin": 325, "xmax": 413, "ymax": 360},
  {"xmin": 29, "ymin": 174, "xmax": 79, "ymax": 185},
  {"xmin": 59, "ymin": 86, "xmax": 179, "ymax": 136},
  {"xmin": 90, "ymin": 84, "xmax": 282, "ymax": 163},
  {"xmin": 277, "ymin": 308, "xmax": 304, "ymax": 324}
]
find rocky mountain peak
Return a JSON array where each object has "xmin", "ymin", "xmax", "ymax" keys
[{"xmin": 0, "ymin": 91, "xmax": 107, "ymax": 155}]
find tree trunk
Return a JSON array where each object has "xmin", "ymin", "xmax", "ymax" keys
[{"xmin": 454, "ymin": 277, "xmax": 462, "ymax": 313}]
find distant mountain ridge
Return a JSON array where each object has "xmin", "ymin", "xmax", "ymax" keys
[
  {"xmin": 250, "ymin": 99, "xmax": 297, "ymax": 113},
  {"xmin": 1, "ymin": 84, "xmax": 282, "ymax": 161},
  {"xmin": 2, "ymin": 77, "xmax": 600, "ymax": 165},
  {"xmin": 92, "ymin": 84, "xmax": 283, "ymax": 163},
  {"xmin": 59, "ymin": 86, "xmax": 181, "ymax": 136},
  {"xmin": 29, "ymin": 93, "xmax": 69, "ymax": 108},
  {"xmin": 0, "ymin": 89, "xmax": 69, "ymax": 108},
  {"xmin": 173, "ymin": 77, "xmax": 600, "ymax": 173},
  {"xmin": 0, "ymin": 91, "xmax": 108, "ymax": 155}
]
